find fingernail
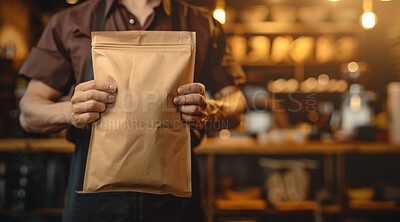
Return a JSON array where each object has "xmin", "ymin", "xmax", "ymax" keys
[
  {"xmin": 174, "ymin": 97, "xmax": 180, "ymax": 104},
  {"xmin": 108, "ymin": 95, "xmax": 115, "ymax": 101},
  {"xmin": 177, "ymin": 87, "xmax": 184, "ymax": 94},
  {"xmin": 109, "ymin": 84, "xmax": 116, "ymax": 91}
]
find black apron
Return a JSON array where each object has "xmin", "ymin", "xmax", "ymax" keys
[{"xmin": 62, "ymin": 1, "xmax": 206, "ymax": 221}]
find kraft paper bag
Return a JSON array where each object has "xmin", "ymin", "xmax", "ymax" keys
[{"xmin": 82, "ymin": 31, "xmax": 196, "ymax": 197}]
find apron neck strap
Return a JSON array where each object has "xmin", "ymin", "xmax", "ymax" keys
[
  {"xmin": 94, "ymin": 0, "xmax": 107, "ymax": 31},
  {"xmin": 83, "ymin": 0, "xmax": 106, "ymax": 82},
  {"xmin": 170, "ymin": 0, "xmax": 181, "ymax": 31}
]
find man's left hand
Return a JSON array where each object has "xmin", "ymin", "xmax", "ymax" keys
[{"xmin": 173, "ymin": 83, "xmax": 209, "ymax": 129}]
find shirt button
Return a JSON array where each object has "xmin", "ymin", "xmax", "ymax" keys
[{"xmin": 129, "ymin": 18, "xmax": 135, "ymax": 25}]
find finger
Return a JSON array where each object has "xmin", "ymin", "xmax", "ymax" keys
[
  {"xmin": 73, "ymin": 112, "xmax": 100, "ymax": 128},
  {"xmin": 177, "ymin": 83, "xmax": 205, "ymax": 95},
  {"xmin": 75, "ymin": 80, "xmax": 117, "ymax": 93},
  {"xmin": 179, "ymin": 105, "xmax": 205, "ymax": 116},
  {"xmin": 181, "ymin": 113, "xmax": 200, "ymax": 123},
  {"xmin": 173, "ymin": 94, "xmax": 206, "ymax": 106},
  {"xmin": 72, "ymin": 90, "xmax": 115, "ymax": 104},
  {"xmin": 72, "ymin": 100, "xmax": 107, "ymax": 114}
]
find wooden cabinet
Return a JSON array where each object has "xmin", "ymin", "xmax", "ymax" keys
[{"xmin": 195, "ymin": 137, "xmax": 400, "ymax": 221}]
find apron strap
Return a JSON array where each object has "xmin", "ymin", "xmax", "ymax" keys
[
  {"xmin": 170, "ymin": 0, "xmax": 181, "ymax": 31},
  {"xmin": 83, "ymin": 0, "xmax": 106, "ymax": 82}
]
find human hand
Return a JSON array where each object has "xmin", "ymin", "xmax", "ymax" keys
[
  {"xmin": 173, "ymin": 83, "xmax": 209, "ymax": 130},
  {"xmin": 69, "ymin": 80, "xmax": 117, "ymax": 128}
]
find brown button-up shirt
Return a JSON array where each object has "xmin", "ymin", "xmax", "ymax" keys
[
  {"xmin": 19, "ymin": 0, "xmax": 246, "ymax": 143},
  {"xmin": 20, "ymin": 0, "xmax": 245, "ymax": 96}
]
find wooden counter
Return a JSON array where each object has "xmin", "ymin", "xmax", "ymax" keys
[
  {"xmin": 0, "ymin": 138, "xmax": 74, "ymax": 153},
  {"xmin": 195, "ymin": 137, "xmax": 400, "ymax": 155},
  {"xmin": 1, "ymin": 137, "xmax": 400, "ymax": 155},
  {"xmin": 1, "ymin": 137, "xmax": 399, "ymax": 221}
]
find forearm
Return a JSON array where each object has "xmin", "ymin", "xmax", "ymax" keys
[
  {"xmin": 206, "ymin": 89, "xmax": 246, "ymax": 130},
  {"xmin": 20, "ymin": 98, "xmax": 71, "ymax": 134}
]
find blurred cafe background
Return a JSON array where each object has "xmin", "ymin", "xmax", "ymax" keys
[{"xmin": 2, "ymin": 0, "xmax": 400, "ymax": 221}]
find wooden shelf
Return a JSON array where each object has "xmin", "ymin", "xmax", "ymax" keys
[
  {"xmin": 215, "ymin": 201, "xmax": 342, "ymax": 215},
  {"xmin": 348, "ymin": 200, "xmax": 400, "ymax": 215},
  {"xmin": 272, "ymin": 92, "xmax": 344, "ymax": 95},
  {"xmin": 215, "ymin": 200, "xmax": 400, "ymax": 216},
  {"xmin": 223, "ymin": 22, "xmax": 361, "ymax": 35},
  {"xmin": 1, "ymin": 137, "xmax": 400, "ymax": 155},
  {"xmin": 0, "ymin": 207, "xmax": 63, "ymax": 216},
  {"xmin": 197, "ymin": 137, "xmax": 400, "ymax": 220},
  {"xmin": 195, "ymin": 137, "xmax": 400, "ymax": 155},
  {"xmin": 241, "ymin": 62, "xmax": 345, "ymax": 67},
  {"xmin": 349, "ymin": 200, "xmax": 397, "ymax": 210},
  {"xmin": 216, "ymin": 199, "xmax": 267, "ymax": 210},
  {"xmin": 0, "ymin": 138, "xmax": 74, "ymax": 153}
]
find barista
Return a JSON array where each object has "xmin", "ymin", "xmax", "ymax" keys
[{"xmin": 19, "ymin": 0, "xmax": 246, "ymax": 221}]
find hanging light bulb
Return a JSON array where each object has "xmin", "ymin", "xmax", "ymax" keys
[
  {"xmin": 361, "ymin": 11, "xmax": 376, "ymax": 30},
  {"xmin": 213, "ymin": 0, "xmax": 226, "ymax": 24},
  {"xmin": 361, "ymin": 0, "xmax": 377, "ymax": 30},
  {"xmin": 213, "ymin": 9, "xmax": 226, "ymax": 24}
]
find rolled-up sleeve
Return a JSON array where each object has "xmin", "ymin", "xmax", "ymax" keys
[
  {"xmin": 201, "ymin": 19, "xmax": 246, "ymax": 95},
  {"xmin": 19, "ymin": 13, "xmax": 73, "ymax": 95}
]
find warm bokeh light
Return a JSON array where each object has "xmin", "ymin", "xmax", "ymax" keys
[
  {"xmin": 287, "ymin": 79, "xmax": 299, "ymax": 92},
  {"xmin": 66, "ymin": 0, "xmax": 79, "ymax": 4},
  {"xmin": 219, "ymin": 129, "xmax": 231, "ymax": 140},
  {"xmin": 318, "ymin": 74, "xmax": 330, "ymax": 86},
  {"xmin": 274, "ymin": 78, "xmax": 287, "ymax": 92},
  {"xmin": 213, "ymin": 8, "xmax": 226, "ymax": 24},
  {"xmin": 361, "ymin": 11, "xmax": 376, "ymax": 30},
  {"xmin": 328, "ymin": 0, "xmax": 340, "ymax": 2},
  {"xmin": 308, "ymin": 111, "xmax": 319, "ymax": 122},
  {"xmin": 350, "ymin": 95, "xmax": 362, "ymax": 112},
  {"xmin": 305, "ymin": 77, "xmax": 318, "ymax": 91},
  {"xmin": 336, "ymin": 79, "xmax": 349, "ymax": 92},
  {"xmin": 348, "ymin": 62, "xmax": 359, "ymax": 72}
]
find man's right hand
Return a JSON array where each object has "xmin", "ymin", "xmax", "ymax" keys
[{"xmin": 69, "ymin": 80, "xmax": 117, "ymax": 128}]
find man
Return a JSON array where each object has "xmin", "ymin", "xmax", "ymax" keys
[{"xmin": 19, "ymin": 0, "xmax": 246, "ymax": 221}]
